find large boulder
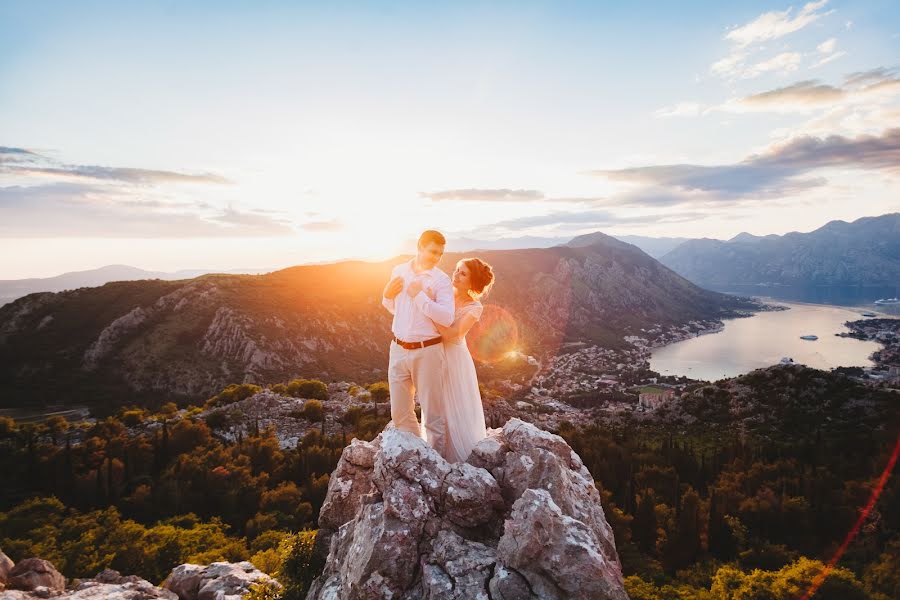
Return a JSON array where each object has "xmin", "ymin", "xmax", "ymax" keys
[
  {"xmin": 0, "ymin": 550, "xmax": 13, "ymax": 584},
  {"xmin": 6, "ymin": 559, "xmax": 65, "ymax": 592},
  {"xmin": 305, "ymin": 418, "xmax": 627, "ymax": 600},
  {"xmin": 163, "ymin": 561, "xmax": 277, "ymax": 600}
]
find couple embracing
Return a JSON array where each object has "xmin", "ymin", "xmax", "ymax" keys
[{"xmin": 381, "ymin": 229, "xmax": 495, "ymax": 463}]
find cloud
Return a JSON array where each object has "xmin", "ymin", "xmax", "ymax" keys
[
  {"xmin": 300, "ymin": 219, "xmax": 343, "ymax": 232},
  {"xmin": 654, "ymin": 102, "xmax": 708, "ymax": 118},
  {"xmin": 590, "ymin": 127, "xmax": 900, "ymax": 203},
  {"xmin": 19, "ymin": 165, "xmax": 231, "ymax": 185},
  {"xmin": 0, "ymin": 146, "xmax": 231, "ymax": 185},
  {"xmin": 0, "ymin": 144, "xmax": 294, "ymax": 238},
  {"xmin": 753, "ymin": 127, "xmax": 900, "ymax": 171},
  {"xmin": 479, "ymin": 209, "xmax": 709, "ymax": 233},
  {"xmin": 0, "ymin": 183, "xmax": 296, "ymax": 238},
  {"xmin": 740, "ymin": 79, "xmax": 846, "ymax": 106},
  {"xmin": 725, "ymin": 0, "xmax": 832, "ymax": 47},
  {"xmin": 420, "ymin": 188, "xmax": 608, "ymax": 207},
  {"xmin": 845, "ymin": 67, "xmax": 899, "ymax": 87},
  {"xmin": 810, "ymin": 50, "xmax": 847, "ymax": 69},
  {"xmin": 711, "ymin": 1, "xmax": 834, "ymax": 79},
  {"xmin": 419, "ymin": 188, "xmax": 545, "ymax": 202},
  {"xmin": 719, "ymin": 68, "xmax": 900, "ymax": 113},
  {"xmin": 710, "ymin": 51, "xmax": 749, "ymax": 78},
  {"xmin": 817, "ymin": 38, "xmax": 837, "ymax": 54}
]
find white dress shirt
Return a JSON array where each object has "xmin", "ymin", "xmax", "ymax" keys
[{"xmin": 382, "ymin": 259, "xmax": 454, "ymax": 342}]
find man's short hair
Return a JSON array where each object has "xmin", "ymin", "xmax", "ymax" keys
[{"xmin": 418, "ymin": 230, "xmax": 446, "ymax": 247}]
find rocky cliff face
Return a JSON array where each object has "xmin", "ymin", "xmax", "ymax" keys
[{"xmin": 307, "ymin": 418, "xmax": 628, "ymax": 600}]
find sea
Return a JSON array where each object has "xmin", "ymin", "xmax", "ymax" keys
[{"xmin": 649, "ymin": 286, "xmax": 897, "ymax": 382}]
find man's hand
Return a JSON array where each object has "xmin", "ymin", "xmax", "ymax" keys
[
  {"xmin": 406, "ymin": 279, "xmax": 424, "ymax": 298},
  {"xmin": 383, "ymin": 276, "xmax": 403, "ymax": 300}
]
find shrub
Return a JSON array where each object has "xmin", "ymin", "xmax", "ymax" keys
[
  {"xmin": 121, "ymin": 410, "xmax": 146, "ymax": 427},
  {"xmin": 287, "ymin": 379, "xmax": 328, "ymax": 401},
  {"xmin": 204, "ymin": 409, "xmax": 229, "ymax": 429},
  {"xmin": 366, "ymin": 382, "xmax": 389, "ymax": 404},
  {"xmin": 301, "ymin": 400, "xmax": 324, "ymax": 422}
]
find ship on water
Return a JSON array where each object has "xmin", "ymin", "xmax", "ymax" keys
[
  {"xmin": 874, "ymin": 297, "xmax": 899, "ymax": 305},
  {"xmin": 800, "ymin": 335, "xmax": 818, "ymax": 340}
]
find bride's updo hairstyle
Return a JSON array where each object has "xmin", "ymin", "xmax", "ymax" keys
[{"xmin": 462, "ymin": 257, "xmax": 495, "ymax": 300}]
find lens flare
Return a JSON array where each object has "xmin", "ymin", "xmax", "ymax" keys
[
  {"xmin": 468, "ymin": 305, "xmax": 519, "ymax": 363},
  {"xmin": 800, "ymin": 433, "xmax": 900, "ymax": 600}
]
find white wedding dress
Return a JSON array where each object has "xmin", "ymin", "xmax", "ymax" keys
[{"xmin": 442, "ymin": 301, "xmax": 487, "ymax": 463}]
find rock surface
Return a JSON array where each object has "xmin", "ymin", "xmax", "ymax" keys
[
  {"xmin": 305, "ymin": 418, "xmax": 628, "ymax": 600},
  {"xmin": 5, "ymin": 559, "xmax": 65, "ymax": 593},
  {"xmin": 163, "ymin": 561, "xmax": 278, "ymax": 600},
  {"xmin": 0, "ymin": 567, "xmax": 176, "ymax": 599},
  {"xmin": 0, "ymin": 550, "xmax": 13, "ymax": 584}
]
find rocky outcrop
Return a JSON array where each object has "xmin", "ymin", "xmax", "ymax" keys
[
  {"xmin": 162, "ymin": 561, "xmax": 277, "ymax": 600},
  {"xmin": 0, "ymin": 568, "xmax": 176, "ymax": 599},
  {"xmin": 0, "ymin": 560, "xmax": 274, "ymax": 600},
  {"xmin": 0, "ymin": 550, "xmax": 13, "ymax": 585},
  {"xmin": 306, "ymin": 418, "xmax": 627, "ymax": 600},
  {"xmin": 5, "ymin": 559, "xmax": 65, "ymax": 593}
]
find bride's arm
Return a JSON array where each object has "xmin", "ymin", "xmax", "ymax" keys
[{"xmin": 436, "ymin": 312, "xmax": 479, "ymax": 343}]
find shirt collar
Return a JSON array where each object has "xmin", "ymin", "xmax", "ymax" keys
[{"xmin": 408, "ymin": 258, "xmax": 438, "ymax": 277}]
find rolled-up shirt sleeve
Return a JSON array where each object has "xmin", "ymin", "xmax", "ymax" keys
[
  {"xmin": 381, "ymin": 266, "xmax": 400, "ymax": 315},
  {"xmin": 413, "ymin": 275, "xmax": 454, "ymax": 327}
]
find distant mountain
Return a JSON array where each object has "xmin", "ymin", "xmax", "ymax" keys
[
  {"xmin": 612, "ymin": 235, "xmax": 692, "ymax": 258},
  {"xmin": 0, "ymin": 264, "xmax": 274, "ymax": 307},
  {"xmin": 659, "ymin": 213, "xmax": 900, "ymax": 287},
  {"xmin": 0, "ymin": 234, "xmax": 752, "ymax": 410}
]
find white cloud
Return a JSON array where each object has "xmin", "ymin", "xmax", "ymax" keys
[
  {"xmin": 744, "ymin": 51, "xmax": 803, "ymax": 78},
  {"xmin": 711, "ymin": 1, "xmax": 836, "ymax": 80},
  {"xmin": 711, "ymin": 51, "xmax": 749, "ymax": 78},
  {"xmin": 811, "ymin": 50, "xmax": 847, "ymax": 69},
  {"xmin": 653, "ymin": 102, "xmax": 707, "ymax": 118},
  {"xmin": 817, "ymin": 38, "xmax": 837, "ymax": 54},
  {"xmin": 715, "ymin": 68, "xmax": 900, "ymax": 115},
  {"xmin": 725, "ymin": 0, "xmax": 832, "ymax": 47}
]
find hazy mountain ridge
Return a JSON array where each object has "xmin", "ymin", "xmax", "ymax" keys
[
  {"xmin": 0, "ymin": 234, "xmax": 753, "ymax": 410},
  {"xmin": 0, "ymin": 265, "xmax": 273, "ymax": 307},
  {"xmin": 611, "ymin": 234, "xmax": 691, "ymax": 258},
  {"xmin": 659, "ymin": 213, "xmax": 900, "ymax": 287}
]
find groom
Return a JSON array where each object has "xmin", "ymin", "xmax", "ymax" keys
[{"xmin": 381, "ymin": 229, "xmax": 454, "ymax": 456}]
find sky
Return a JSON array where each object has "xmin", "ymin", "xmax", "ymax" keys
[{"xmin": 1, "ymin": 0, "xmax": 899, "ymax": 279}]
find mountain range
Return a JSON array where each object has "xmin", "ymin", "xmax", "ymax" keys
[
  {"xmin": 659, "ymin": 213, "xmax": 900, "ymax": 288},
  {"xmin": 0, "ymin": 232, "xmax": 750, "ymax": 411},
  {"xmin": 0, "ymin": 265, "xmax": 273, "ymax": 307},
  {"xmin": 3, "ymin": 213, "xmax": 897, "ymax": 308}
]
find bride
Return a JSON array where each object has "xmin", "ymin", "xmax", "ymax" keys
[{"xmin": 434, "ymin": 257, "xmax": 495, "ymax": 463}]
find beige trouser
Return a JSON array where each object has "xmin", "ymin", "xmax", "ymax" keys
[{"xmin": 388, "ymin": 341, "xmax": 448, "ymax": 457}]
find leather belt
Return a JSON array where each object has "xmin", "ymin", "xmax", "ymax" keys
[{"xmin": 393, "ymin": 335, "xmax": 443, "ymax": 350}]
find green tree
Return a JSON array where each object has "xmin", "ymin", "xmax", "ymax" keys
[
  {"xmin": 632, "ymin": 490, "xmax": 659, "ymax": 555},
  {"xmin": 367, "ymin": 381, "xmax": 390, "ymax": 416},
  {"xmin": 864, "ymin": 537, "xmax": 900, "ymax": 600},
  {"xmin": 663, "ymin": 486, "xmax": 701, "ymax": 574}
]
